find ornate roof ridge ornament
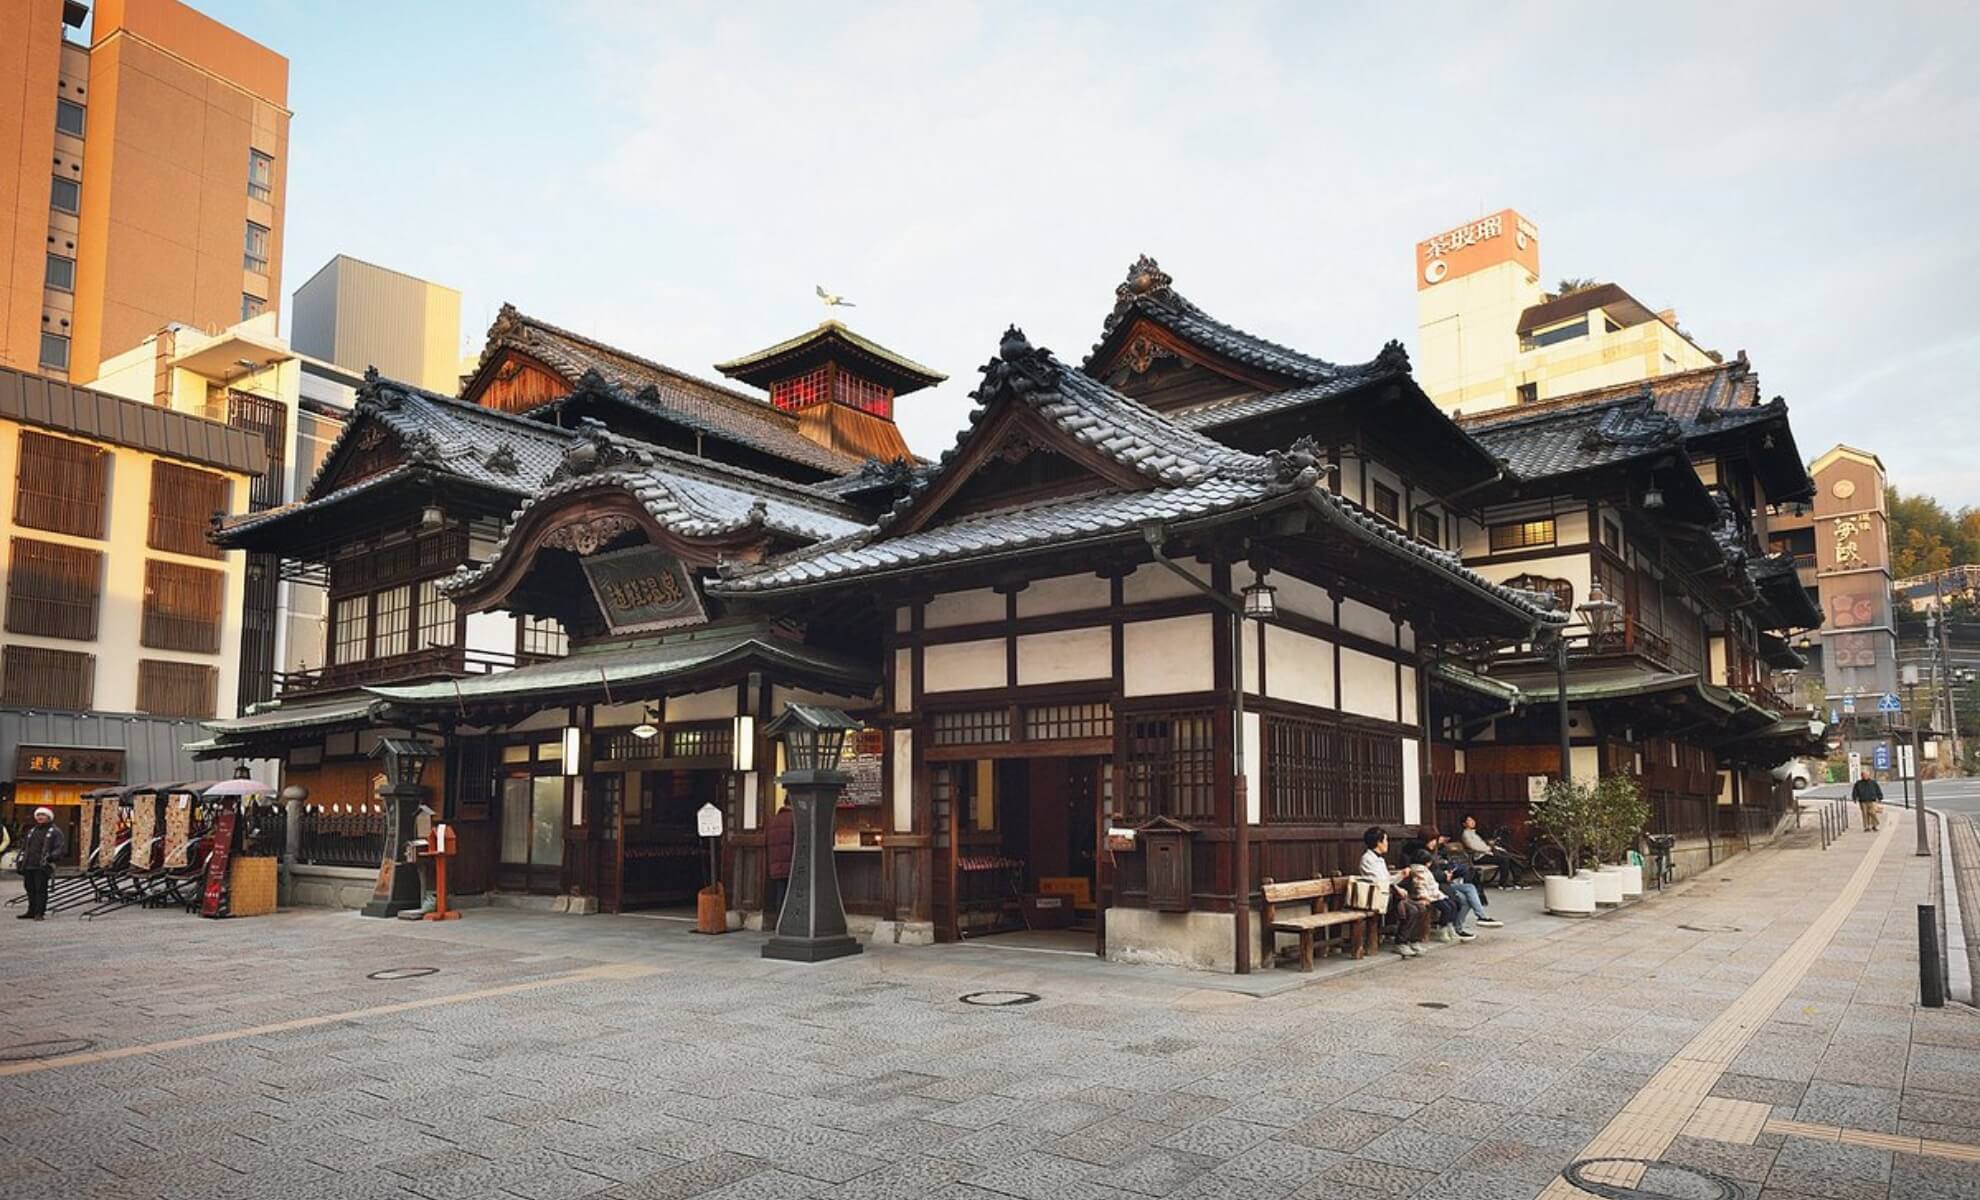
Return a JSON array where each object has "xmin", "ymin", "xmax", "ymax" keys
[{"xmin": 1102, "ymin": 254, "xmax": 1178, "ymax": 333}]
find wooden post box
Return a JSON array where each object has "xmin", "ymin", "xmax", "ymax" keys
[{"xmin": 1138, "ymin": 816, "xmax": 1197, "ymax": 913}]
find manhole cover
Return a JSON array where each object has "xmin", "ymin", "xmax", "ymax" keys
[
  {"xmin": 1416, "ymin": 1002, "xmax": 1450, "ymax": 1009},
  {"xmin": 1677, "ymin": 924, "xmax": 1744, "ymax": 933},
  {"xmin": 1564, "ymin": 1158, "xmax": 1744, "ymax": 1200},
  {"xmin": 0, "ymin": 1037, "xmax": 95, "ymax": 1062},
  {"xmin": 959, "ymin": 990, "xmax": 1040, "ymax": 1007},
  {"xmin": 366, "ymin": 967, "xmax": 439, "ymax": 981}
]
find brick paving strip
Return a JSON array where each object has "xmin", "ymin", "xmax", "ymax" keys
[
  {"xmin": 0, "ymin": 960, "xmax": 659, "ymax": 1078},
  {"xmin": 1540, "ymin": 814, "xmax": 1903, "ymax": 1197},
  {"xmin": 1760, "ymin": 1116, "xmax": 1980, "ymax": 1163}
]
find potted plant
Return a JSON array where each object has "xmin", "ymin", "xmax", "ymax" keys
[
  {"xmin": 1528, "ymin": 778, "xmax": 1598, "ymax": 916},
  {"xmin": 1593, "ymin": 775, "xmax": 1649, "ymax": 898}
]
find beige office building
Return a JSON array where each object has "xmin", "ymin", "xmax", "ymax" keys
[
  {"xmin": 292, "ymin": 255, "xmax": 463, "ymax": 393},
  {"xmin": 0, "ymin": 0, "xmax": 289, "ymax": 384},
  {"xmin": 1413, "ymin": 208, "xmax": 1717, "ymax": 415}
]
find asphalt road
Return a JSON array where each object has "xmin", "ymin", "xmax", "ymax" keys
[{"xmin": 1802, "ymin": 775, "xmax": 1980, "ymax": 817}]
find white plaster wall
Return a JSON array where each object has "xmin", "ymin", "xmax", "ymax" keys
[
  {"xmin": 1709, "ymin": 636, "xmax": 1728, "ymax": 685},
  {"xmin": 892, "ymin": 729, "xmax": 913, "ymax": 832},
  {"xmin": 1270, "ymin": 572, "xmax": 1333, "ymax": 624},
  {"xmin": 894, "ymin": 606, "xmax": 912, "ymax": 633},
  {"xmin": 924, "ymin": 638, "xmax": 1008, "ymax": 692},
  {"xmin": 1122, "ymin": 615, "xmax": 1212, "ymax": 696},
  {"xmin": 925, "ymin": 588, "xmax": 1004, "ymax": 628},
  {"xmin": 1554, "ymin": 509, "xmax": 1591, "ymax": 544},
  {"xmin": 1398, "ymin": 621, "xmax": 1416, "ymax": 654},
  {"xmin": 1241, "ymin": 619, "xmax": 1260, "ymax": 694},
  {"xmin": 1402, "ymin": 738, "xmax": 1421, "ymax": 824},
  {"xmin": 1017, "ymin": 572, "xmax": 1109, "ymax": 617},
  {"xmin": 741, "ymin": 771, "xmax": 759, "ymax": 829},
  {"xmin": 1473, "ymin": 553, "xmax": 1592, "ymax": 607},
  {"xmin": 1264, "ymin": 624, "xmax": 1335, "ymax": 710},
  {"xmin": 1015, "ymin": 626, "xmax": 1110, "ymax": 685},
  {"xmin": 1340, "ymin": 648, "xmax": 1399, "ymax": 722},
  {"xmin": 1122, "ymin": 560, "xmax": 1211, "ymax": 605},
  {"xmin": 1400, "ymin": 666, "xmax": 1419, "ymax": 727},
  {"xmin": 465, "ymin": 611, "xmax": 516, "ymax": 657},
  {"xmin": 892, "ymin": 648, "xmax": 912, "ymax": 712},
  {"xmin": 666, "ymin": 689, "xmax": 735, "ymax": 722},
  {"xmin": 1243, "ymin": 712, "xmax": 1261, "ymax": 824},
  {"xmin": 1339, "ymin": 597, "xmax": 1396, "ymax": 646}
]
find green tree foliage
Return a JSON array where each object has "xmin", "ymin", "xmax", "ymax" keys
[{"xmin": 1886, "ymin": 487, "xmax": 1980, "ymax": 578}]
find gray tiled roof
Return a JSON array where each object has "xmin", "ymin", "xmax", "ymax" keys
[
  {"xmin": 1086, "ymin": 256, "xmax": 1361, "ymax": 385},
  {"xmin": 444, "ymin": 417, "xmax": 867, "ymax": 597},
  {"xmin": 1467, "ymin": 395, "xmax": 1684, "ymax": 481},
  {"xmin": 1168, "ymin": 369, "xmax": 1408, "ymax": 431},
  {"xmin": 712, "ymin": 327, "xmax": 1567, "ymax": 628},
  {"xmin": 368, "ymin": 625, "xmax": 874, "ymax": 707},
  {"xmin": 475, "ymin": 304, "xmax": 864, "ymax": 476},
  {"xmin": 222, "ymin": 373, "xmax": 572, "ymax": 537}
]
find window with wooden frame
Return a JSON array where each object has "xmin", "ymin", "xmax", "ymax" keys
[
  {"xmin": 148, "ymin": 461, "xmax": 230, "ymax": 559},
  {"xmin": 332, "ymin": 594, "xmax": 369, "ymax": 664},
  {"xmin": 1602, "ymin": 517, "xmax": 1623, "ymax": 554},
  {"xmin": 136, "ymin": 660, "xmax": 218, "ymax": 718},
  {"xmin": 372, "ymin": 584, "xmax": 412, "ymax": 658},
  {"xmin": 770, "ymin": 365, "xmax": 830, "ymax": 412},
  {"xmin": 0, "ymin": 645, "xmax": 93, "ymax": 710},
  {"xmin": 142, "ymin": 560, "xmax": 224, "ymax": 653},
  {"xmin": 416, "ymin": 579, "xmax": 456, "ymax": 649},
  {"xmin": 930, "ymin": 708, "xmax": 1011, "ymax": 747},
  {"xmin": 832, "ymin": 371, "xmax": 894, "ymax": 420},
  {"xmin": 1122, "ymin": 710, "xmax": 1216, "ymax": 820},
  {"xmin": 1488, "ymin": 517, "xmax": 1556, "ymax": 551},
  {"xmin": 666, "ymin": 722, "xmax": 734, "ymax": 761},
  {"xmin": 5, "ymin": 538, "xmax": 102, "ymax": 640},
  {"xmin": 1263, "ymin": 715, "xmax": 1402, "ymax": 824},
  {"xmin": 1022, "ymin": 703, "xmax": 1113, "ymax": 741},
  {"xmin": 518, "ymin": 614, "xmax": 567, "ymax": 660},
  {"xmin": 16, "ymin": 431, "xmax": 108, "ymax": 538},
  {"xmin": 1412, "ymin": 508, "xmax": 1441, "ymax": 547},
  {"xmin": 1372, "ymin": 481, "xmax": 1401, "ymax": 525}
]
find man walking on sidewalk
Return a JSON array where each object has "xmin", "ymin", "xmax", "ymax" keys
[{"xmin": 1850, "ymin": 769, "xmax": 1883, "ymax": 832}]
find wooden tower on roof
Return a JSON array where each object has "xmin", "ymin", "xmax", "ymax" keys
[{"xmin": 716, "ymin": 320, "xmax": 943, "ymax": 462}]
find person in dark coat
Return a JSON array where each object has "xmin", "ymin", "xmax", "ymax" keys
[
  {"xmin": 766, "ymin": 802, "xmax": 795, "ymax": 920},
  {"xmin": 16, "ymin": 806, "xmax": 67, "ymax": 920},
  {"xmin": 1851, "ymin": 769, "xmax": 1883, "ymax": 832}
]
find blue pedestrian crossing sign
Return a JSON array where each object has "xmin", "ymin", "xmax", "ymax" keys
[
  {"xmin": 1877, "ymin": 692, "xmax": 1902, "ymax": 714},
  {"xmin": 1842, "ymin": 693, "xmax": 1857, "ymax": 714},
  {"xmin": 1828, "ymin": 708, "xmax": 1839, "ymax": 725},
  {"xmin": 1873, "ymin": 744, "xmax": 1891, "ymax": 770}
]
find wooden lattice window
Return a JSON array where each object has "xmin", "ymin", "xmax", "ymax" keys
[
  {"xmin": 770, "ymin": 365, "xmax": 830, "ymax": 412},
  {"xmin": 1264, "ymin": 716, "xmax": 1403, "ymax": 823},
  {"xmin": 372, "ymin": 584, "xmax": 412, "ymax": 658},
  {"xmin": 141, "ymin": 560, "xmax": 224, "ymax": 653},
  {"xmin": 417, "ymin": 579, "xmax": 456, "ymax": 649},
  {"xmin": 148, "ymin": 461, "xmax": 230, "ymax": 559},
  {"xmin": 0, "ymin": 645, "xmax": 94, "ymax": 710},
  {"xmin": 1506, "ymin": 573, "xmax": 1574, "ymax": 616},
  {"xmin": 333, "ymin": 594, "xmax": 369, "ymax": 665},
  {"xmin": 519, "ymin": 614, "xmax": 567, "ymax": 660},
  {"xmin": 15, "ymin": 431, "xmax": 108, "ymax": 538},
  {"xmin": 930, "ymin": 708, "xmax": 1011, "ymax": 747},
  {"xmin": 666, "ymin": 722, "xmax": 734, "ymax": 761},
  {"xmin": 1023, "ymin": 703, "xmax": 1113, "ymax": 741},
  {"xmin": 1489, "ymin": 518, "xmax": 1556, "ymax": 552},
  {"xmin": 832, "ymin": 371, "xmax": 894, "ymax": 420},
  {"xmin": 1413, "ymin": 509, "xmax": 1441, "ymax": 547},
  {"xmin": 1122, "ymin": 710, "xmax": 1216, "ymax": 820},
  {"xmin": 1372, "ymin": 482, "xmax": 1401, "ymax": 525},
  {"xmin": 5, "ymin": 538, "xmax": 102, "ymax": 640},
  {"xmin": 136, "ymin": 659, "xmax": 218, "ymax": 718}
]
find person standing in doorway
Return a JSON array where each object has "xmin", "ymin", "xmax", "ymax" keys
[
  {"xmin": 1851, "ymin": 770, "xmax": 1883, "ymax": 832},
  {"xmin": 15, "ymin": 806, "xmax": 67, "ymax": 920},
  {"xmin": 766, "ymin": 802, "xmax": 795, "ymax": 922}
]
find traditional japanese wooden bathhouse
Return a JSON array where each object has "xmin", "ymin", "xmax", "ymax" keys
[{"xmin": 709, "ymin": 313, "xmax": 1564, "ymax": 972}]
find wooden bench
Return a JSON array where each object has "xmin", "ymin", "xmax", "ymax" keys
[{"xmin": 1261, "ymin": 876, "xmax": 1377, "ymax": 970}]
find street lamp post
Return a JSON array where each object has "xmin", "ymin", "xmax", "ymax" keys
[
  {"xmin": 760, "ymin": 704, "xmax": 864, "ymax": 963},
  {"xmin": 360, "ymin": 737, "xmax": 440, "ymax": 919},
  {"xmin": 1904, "ymin": 665, "xmax": 1929, "ymax": 858}
]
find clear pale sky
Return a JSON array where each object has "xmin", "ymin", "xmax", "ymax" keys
[{"xmin": 202, "ymin": 2, "xmax": 1979, "ymax": 505}]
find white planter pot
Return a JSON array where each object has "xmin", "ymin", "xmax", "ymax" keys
[
  {"xmin": 1544, "ymin": 874, "xmax": 1597, "ymax": 916},
  {"xmin": 1613, "ymin": 863, "xmax": 1644, "ymax": 897},
  {"xmin": 1588, "ymin": 866, "xmax": 1624, "ymax": 906}
]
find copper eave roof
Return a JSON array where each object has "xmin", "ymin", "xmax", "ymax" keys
[
  {"xmin": 0, "ymin": 363, "xmax": 267, "ymax": 476},
  {"xmin": 715, "ymin": 321, "xmax": 946, "ymax": 395}
]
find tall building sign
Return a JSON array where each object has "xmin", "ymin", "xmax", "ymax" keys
[{"xmin": 1808, "ymin": 447, "xmax": 1897, "ymax": 706}]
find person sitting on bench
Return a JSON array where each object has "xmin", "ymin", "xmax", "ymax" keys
[
  {"xmin": 1405, "ymin": 846, "xmax": 1472, "ymax": 942},
  {"xmin": 1460, "ymin": 814, "xmax": 1529, "ymax": 890},
  {"xmin": 1361, "ymin": 826, "xmax": 1429, "ymax": 958},
  {"xmin": 1421, "ymin": 829, "xmax": 1500, "ymax": 930}
]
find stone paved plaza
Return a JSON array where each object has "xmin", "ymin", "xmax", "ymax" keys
[{"xmin": 3, "ymin": 812, "xmax": 1977, "ymax": 1200}]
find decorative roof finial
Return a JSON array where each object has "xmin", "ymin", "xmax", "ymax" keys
[{"xmin": 999, "ymin": 326, "xmax": 1034, "ymax": 362}]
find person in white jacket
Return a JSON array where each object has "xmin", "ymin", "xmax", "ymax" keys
[{"xmin": 1360, "ymin": 827, "xmax": 1428, "ymax": 957}]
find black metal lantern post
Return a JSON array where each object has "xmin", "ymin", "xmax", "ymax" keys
[
  {"xmin": 361, "ymin": 737, "xmax": 440, "ymax": 919},
  {"xmin": 760, "ymin": 704, "xmax": 864, "ymax": 963}
]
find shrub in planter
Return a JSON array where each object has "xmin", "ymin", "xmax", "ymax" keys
[
  {"xmin": 1591, "ymin": 775, "xmax": 1650, "ymax": 865},
  {"xmin": 1528, "ymin": 778, "xmax": 1600, "ymax": 875}
]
